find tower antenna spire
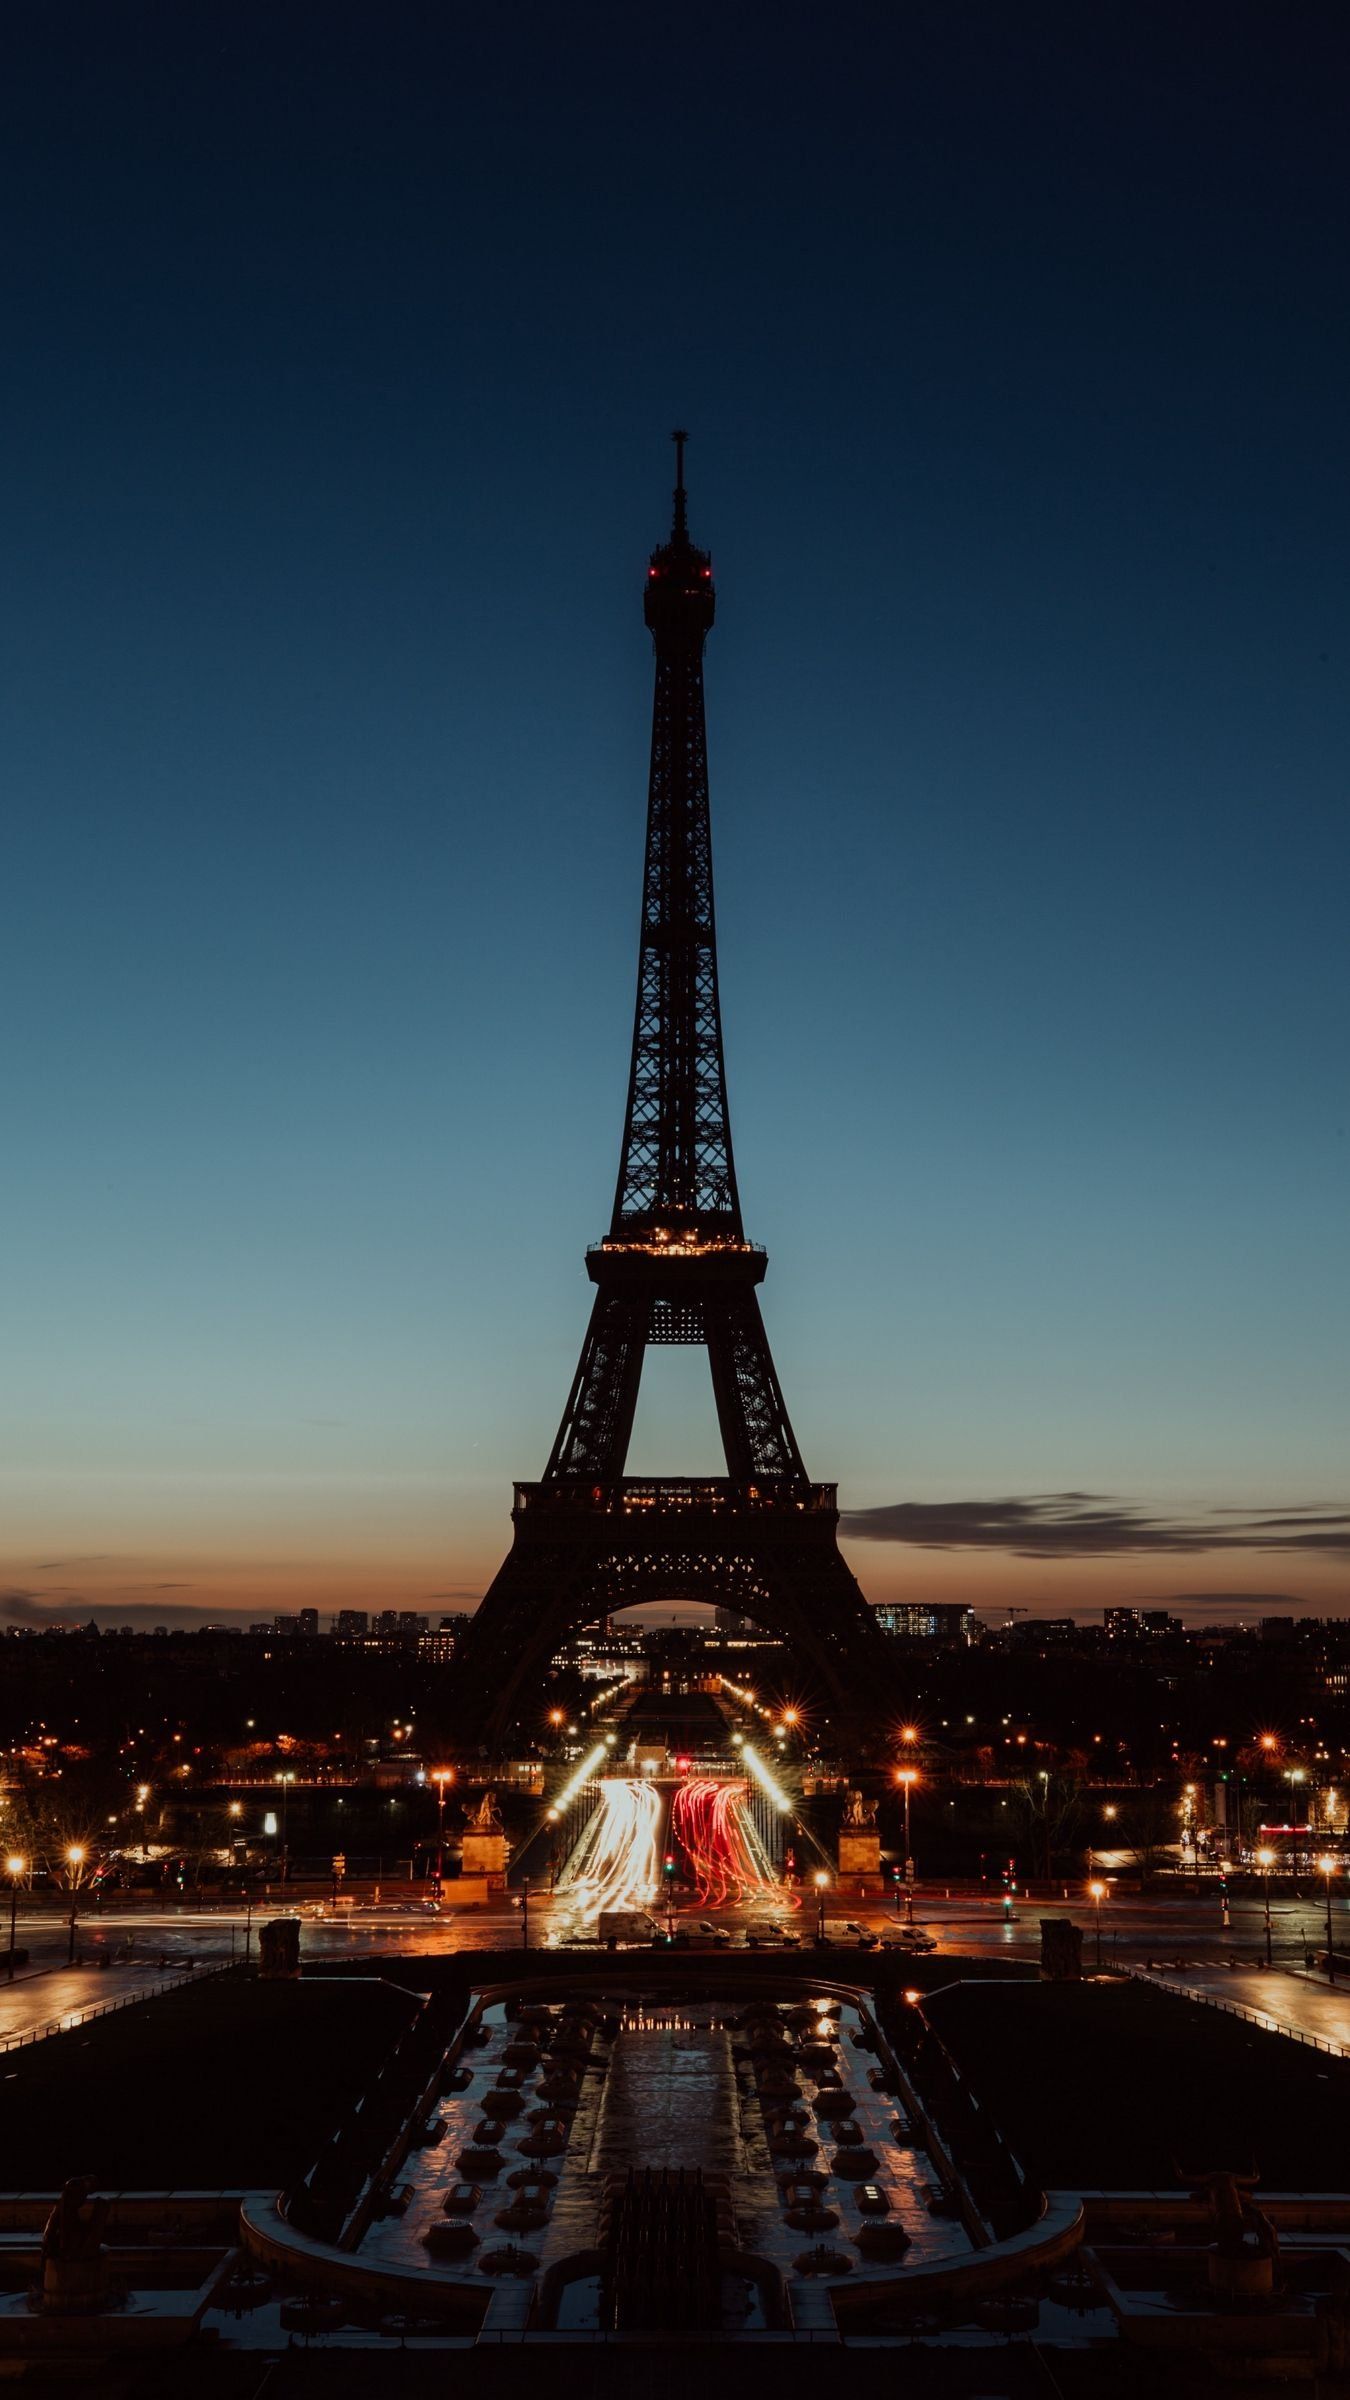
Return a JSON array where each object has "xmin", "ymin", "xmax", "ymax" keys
[{"xmin": 671, "ymin": 427, "xmax": 689, "ymax": 538}]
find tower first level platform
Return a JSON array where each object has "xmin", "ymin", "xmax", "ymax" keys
[{"xmin": 452, "ymin": 1475, "xmax": 885, "ymax": 1749}]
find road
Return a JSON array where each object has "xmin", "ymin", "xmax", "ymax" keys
[
  {"xmin": 6, "ymin": 1878, "xmax": 1342, "ymax": 1968},
  {"xmin": 0, "ymin": 1956, "xmax": 218, "ymax": 2047},
  {"xmin": 1142, "ymin": 1962, "xmax": 1350, "ymax": 2055}
]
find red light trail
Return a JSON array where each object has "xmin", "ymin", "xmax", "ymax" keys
[{"xmin": 670, "ymin": 1777, "xmax": 784, "ymax": 1908}]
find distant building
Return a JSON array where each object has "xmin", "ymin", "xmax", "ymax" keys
[
  {"xmin": 873, "ymin": 1603, "xmax": 975, "ymax": 1645},
  {"xmin": 418, "ymin": 1615, "xmax": 466, "ymax": 1666},
  {"xmin": 1105, "ymin": 1608, "xmax": 1181, "ymax": 1640},
  {"xmin": 296, "ymin": 1608, "xmax": 319, "ymax": 1637},
  {"xmin": 1005, "ymin": 1617, "xmax": 1083, "ymax": 1648},
  {"xmin": 334, "ymin": 1610, "xmax": 370, "ymax": 1640}
]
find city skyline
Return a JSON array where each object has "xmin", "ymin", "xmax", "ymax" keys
[{"xmin": 6, "ymin": 8, "xmax": 1347, "ymax": 1634}]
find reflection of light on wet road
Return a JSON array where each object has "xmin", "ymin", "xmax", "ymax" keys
[
  {"xmin": 559, "ymin": 1779, "xmax": 662, "ymax": 1922},
  {"xmin": 671, "ymin": 1779, "xmax": 782, "ymax": 1908}
]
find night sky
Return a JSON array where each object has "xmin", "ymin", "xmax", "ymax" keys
[{"xmin": 5, "ymin": 4, "xmax": 1348, "ymax": 1628}]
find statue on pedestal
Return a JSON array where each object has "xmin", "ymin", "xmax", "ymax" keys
[
  {"xmin": 1178, "ymin": 2165, "xmax": 1280, "ymax": 2301},
  {"xmin": 465, "ymin": 1788, "xmax": 504, "ymax": 1833},
  {"xmin": 838, "ymin": 1788, "xmax": 882, "ymax": 1882},
  {"xmin": 461, "ymin": 1786, "xmax": 509, "ymax": 1887},
  {"xmin": 38, "ymin": 2177, "xmax": 112, "ymax": 2315}
]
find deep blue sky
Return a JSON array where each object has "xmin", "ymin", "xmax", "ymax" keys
[{"xmin": 4, "ymin": 2, "xmax": 1347, "ymax": 1626}]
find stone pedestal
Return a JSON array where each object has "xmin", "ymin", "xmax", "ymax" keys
[
  {"xmin": 258, "ymin": 1914, "xmax": 301, "ymax": 1979},
  {"xmin": 838, "ymin": 1831, "xmax": 882, "ymax": 1881},
  {"xmin": 1040, "ymin": 1917, "xmax": 1084, "ymax": 1980},
  {"xmin": 461, "ymin": 1832, "xmax": 509, "ymax": 1890},
  {"xmin": 40, "ymin": 2251, "xmax": 113, "ymax": 2316},
  {"xmin": 1208, "ymin": 2248, "xmax": 1276, "ymax": 2302}
]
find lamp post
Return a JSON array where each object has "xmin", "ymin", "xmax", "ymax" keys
[
  {"xmin": 5, "ymin": 1856, "xmax": 25, "ymax": 1983},
  {"xmin": 65, "ymin": 1845, "xmax": 85, "ymax": 1967},
  {"xmin": 1319, "ymin": 1854, "xmax": 1339, "ymax": 1984},
  {"xmin": 1286, "ymin": 1769, "xmax": 1307, "ymax": 1871},
  {"xmin": 275, "ymin": 1773, "xmax": 295, "ymax": 1886},
  {"xmin": 432, "ymin": 1769, "xmax": 453, "ymax": 1887},
  {"xmin": 895, "ymin": 1769, "xmax": 919, "ymax": 1923},
  {"xmin": 814, "ymin": 1870, "xmax": 829, "ymax": 1942},
  {"xmin": 521, "ymin": 1875, "xmax": 531, "ymax": 1952},
  {"xmin": 1088, "ymin": 1879, "xmax": 1106, "ymax": 1972},
  {"xmin": 1256, "ymin": 1846, "xmax": 1275, "ymax": 1969}
]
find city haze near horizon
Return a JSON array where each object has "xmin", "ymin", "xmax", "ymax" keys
[{"xmin": 5, "ymin": 8, "xmax": 1348, "ymax": 1634}]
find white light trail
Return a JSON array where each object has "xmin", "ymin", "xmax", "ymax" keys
[
  {"xmin": 546, "ymin": 1742, "xmax": 607, "ymax": 1821},
  {"xmin": 558, "ymin": 1778, "xmax": 662, "ymax": 1922},
  {"xmin": 741, "ymin": 1742, "xmax": 793, "ymax": 1814}
]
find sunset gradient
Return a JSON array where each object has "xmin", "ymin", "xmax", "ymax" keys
[{"xmin": 4, "ymin": 9, "xmax": 1347, "ymax": 1631}]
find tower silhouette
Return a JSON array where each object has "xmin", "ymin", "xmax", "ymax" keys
[{"xmin": 452, "ymin": 436, "xmax": 893, "ymax": 1747}]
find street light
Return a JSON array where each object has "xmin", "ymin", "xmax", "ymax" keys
[
  {"xmin": 1088, "ymin": 1878, "xmax": 1106, "ymax": 1972},
  {"xmin": 895, "ymin": 1768, "xmax": 919, "ymax": 1924},
  {"xmin": 5, "ymin": 1855, "xmax": 25, "ymax": 1984},
  {"xmin": 65, "ymin": 1845, "xmax": 86, "ymax": 1967},
  {"xmin": 1319, "ymin": 1854, "xmax": 1339, "ymax": 1985},
  {"xmin": 274, "ymin": 1773, "xmax": 296, "ymax": 1885},
  {"xmin": 431, "ymin": 1769, "xmax": 454, "ymax": 1885},
  {"xmin": 1256, "ymin": 1846, "xmax": 1275, "ymax": 1969},
  {"xmin": 814, "ymin": 1869, "xmax": 829, "ymax": 1942}
]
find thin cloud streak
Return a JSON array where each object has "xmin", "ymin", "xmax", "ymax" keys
[{"xmin": 841, "ymin": 1494, "xmax": 1350, "ymax": 1559}]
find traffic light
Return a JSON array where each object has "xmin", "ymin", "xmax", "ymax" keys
[{"xmin": 663, "ymin": 1852, "xmax": 676, "ymax": 1879}]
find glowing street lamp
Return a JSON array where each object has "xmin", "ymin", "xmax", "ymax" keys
[
  {"xmin": 1256, "ymin": 1846, "xmax": 1275, "ymax": 1968},
  {"xmin": 65, "ymin": 1845, "xmax": 86, "ymax": 1967},
  {"xmin": 1088, "ymin": 1878, "xmax": 1107, "ymax": 1971},
  {"xmin": 894, "ymin": 1767, "xmax": 919, "ymax": 1923},
  {"xmin": 431, "ymin": 1768, "xmax": 454, "ymax": 1881},
  {"xmin": 273, "ymin": 1772, "xmax": 297, "ymax": 1884},
  {"xmin": 5, "ymin": 1855, "xmax": 25, "ymax": 1984},
  {"xmin": 1319, "ymin": 1855, "xmax": 1339, "ymax": 1985}
]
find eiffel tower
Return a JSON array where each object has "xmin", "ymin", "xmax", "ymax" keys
[{"xmin": 452, "ymin": 436, "xmax": 895, "ymax": 1749}]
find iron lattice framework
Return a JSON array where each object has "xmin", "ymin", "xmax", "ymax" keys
[{"xmin": 452, "ymin": 436, "xmax": 893, "ymax": 1747}]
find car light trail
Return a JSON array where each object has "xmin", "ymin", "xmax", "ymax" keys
[
  {"xmin": 558, "ymin": 1778, "xmax": 662, "ymax": 1922},
  {"xmin": 671, "ymin": 1778, "xmax": 782, "ymax": 1907},
  {"xmin": 546, "ymin": 1742, "xmax": 608, "ymax": 1820}
]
